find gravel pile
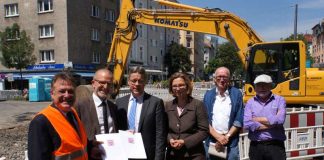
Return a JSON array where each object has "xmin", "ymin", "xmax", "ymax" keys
[{"xmin": 0, "ymin": 123, "xmax": 29, "ymax": 160}]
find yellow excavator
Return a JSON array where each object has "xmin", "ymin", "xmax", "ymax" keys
[{"xmin": 107, "ymin": 0, "xmax": 324, "ymax": 105}]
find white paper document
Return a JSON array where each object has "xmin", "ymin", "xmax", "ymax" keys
[{"xmin": 95, "ymin": 131, "xmax": 146, "ymax": 160}]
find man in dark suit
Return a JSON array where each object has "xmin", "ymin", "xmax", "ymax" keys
[
  {"xmin": 116, "ymin": 66, "xmax": 167, "ymax": 160},
  {"xmin": 74, "ymin": 68, "xmax": 118, "ymax": 141}
]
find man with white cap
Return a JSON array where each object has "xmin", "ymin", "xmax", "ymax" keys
[{"xmin": 244, "ymin": 74, "xmax": 287, "ymax": 160}]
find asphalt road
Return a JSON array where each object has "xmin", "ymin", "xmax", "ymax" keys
[{"xmin": 0, "ymin": 100, "xmax": 50, "ymax": 129}]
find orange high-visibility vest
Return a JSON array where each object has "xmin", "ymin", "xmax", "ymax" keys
[{"xmin": 40, "ymin": 106, "xmax": 88, "ymax": 160}]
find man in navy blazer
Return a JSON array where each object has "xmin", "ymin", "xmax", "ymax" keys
[{"xmin": 116, "ymin": 66, "xmax": 167, "ymax": 160}]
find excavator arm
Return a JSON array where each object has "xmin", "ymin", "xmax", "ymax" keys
[{"xmin": 108, "ymin": 0, "xmax": 263, "ymax": 94}]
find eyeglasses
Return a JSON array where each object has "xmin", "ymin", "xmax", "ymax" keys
[
  {"xmin": 172, "ymin": 84, "xmax": 186, "ymax": 89},
  {"xmin": 129, "ymin": 79, "xmax": 145, "ymax": 85},
  {"xmin": 215, "ymin": 76, "xmax": 229, "ymax": 81},
  {"xmin": 94, "ymin": 79, "xmax": 112, "ymax": 87}
]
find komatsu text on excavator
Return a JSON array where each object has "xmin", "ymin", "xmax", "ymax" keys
[{"xmin": 108, "ymin": 0, "xmax": 324, "ymax": 105}]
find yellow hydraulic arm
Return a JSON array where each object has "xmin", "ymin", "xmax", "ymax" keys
[{"xmin": 108, "ymin": 0, "xmax": 263, "ymax": 94}]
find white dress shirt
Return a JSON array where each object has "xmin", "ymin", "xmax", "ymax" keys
[
  {"xmin": 212, "ymin": 89, "xmax": 232, "ymax": 134},
  {"xmin": 93, "ymin": 93, "xmax": 114, "ymax": 133}
]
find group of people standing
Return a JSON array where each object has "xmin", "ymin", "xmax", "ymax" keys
[{"xmin": 27, "ymin": 65, "xmax": 287, "ymax": 160}]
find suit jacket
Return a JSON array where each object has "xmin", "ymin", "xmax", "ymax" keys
[
  {"xmin": 165, "ymin": 97, "xmax": 208, "ymax": 159},
  {"xmin": 74, "ymin": 85, "xmax": 119, "ymax": 141},
  {"xmin": 116, "ymin": 92, "xmax": 167, "ymax": 160}
]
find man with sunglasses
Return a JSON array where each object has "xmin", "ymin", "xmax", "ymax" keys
[
  {"xmin": 203, "ymin": 66, "xmax": 244, "ymax": 160},
  {"xmin": 74, "ymin": 68, "xmax": 119, "ymax": 141}
]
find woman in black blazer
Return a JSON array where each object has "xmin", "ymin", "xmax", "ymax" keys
[{"xmin": 165, "ymin": 72, "xmax": 209, "ymax": 160}]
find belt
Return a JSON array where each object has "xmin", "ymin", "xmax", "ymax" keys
[{"xmin": 250, "ymin": 140, "xmax": 284, "ymax": 146}]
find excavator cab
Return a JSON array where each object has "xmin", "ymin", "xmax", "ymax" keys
[{"xmin": 244, "ymin": 41, "xmax": 306, "ymax": 103}]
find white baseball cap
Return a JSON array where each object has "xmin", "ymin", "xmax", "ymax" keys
[{"xmin": 254, "ymin": 74, "xmax": 273, "ymax": 84}]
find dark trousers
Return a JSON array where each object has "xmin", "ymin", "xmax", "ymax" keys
[{"xmin": 249, "ymin": 140, "xmax": 286, "ymax": 160}]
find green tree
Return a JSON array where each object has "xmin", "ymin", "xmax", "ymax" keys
[
  {"xmin": 0, "ymin": 23, "xmax": 36, "ymax": 90},
  {"xmin": 282, "ymin": 33, "xmax": 314, "ymax": 65},
  {"xmin": 164, "ymin": 42, "xmax": 191, "ymax": 76},
  {"xmin": 204, "ymin": 42, "xmax": 243, "ymax": 79}
]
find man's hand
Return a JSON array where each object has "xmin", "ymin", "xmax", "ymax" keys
[
  {"xmin": 170, "ymin": 139, "xmax": 178, "ymax": 148},
  {"xmin": 215, "ymin": 134, "xmax": 228, "ymax": 145}
]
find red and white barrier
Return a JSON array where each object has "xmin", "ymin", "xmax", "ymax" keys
[{"xmin": 239, "ymin": 106, "xmax": 324, "ymax": 160}]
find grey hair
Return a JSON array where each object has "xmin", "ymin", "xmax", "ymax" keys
[{"xmin": 128, "ymin": 66, "xmax": 147, "ymax": 82}]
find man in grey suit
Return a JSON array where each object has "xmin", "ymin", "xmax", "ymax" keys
[
  {"xmin": 116, "ymin": 66, "xmax": 167, "ymax": 160},
  {"xmin": 74, "ymin": 68, "xmax": 118, "ymax": 141}
]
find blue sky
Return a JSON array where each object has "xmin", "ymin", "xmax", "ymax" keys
[{"xmin": 178, "ymin": 0, "xmax": 324, "ymax": 41}]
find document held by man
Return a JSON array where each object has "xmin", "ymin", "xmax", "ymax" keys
[{"xmin": 96, "ymin": 130, "xmax": 147, "ymax": 160}]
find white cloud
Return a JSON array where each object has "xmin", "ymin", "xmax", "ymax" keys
[{"xmin": 299, "ymin": 0, "xmax": 324, "ymax": 9}]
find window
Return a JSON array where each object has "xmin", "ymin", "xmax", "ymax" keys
[
  {"xmin": 5, "ymin": 4, "xmax": 19, "ymax": 17},
  {"xmin": 104, "ymin": 9, "xmax": 114, "ymax": 22},
  {"xmin": 91, "ymin": 5, "xmax": 100, "ymax": 17},
  {"xmin": 39, "ymin": 25, "xmax": 54, "ymax": 38},
  {"xmin": 109, "ymin": 10, "xmax": 115, "ymax": 22},
  {"xmin": 139, "ymin": 46, "xmax": 143, "ymax": 60},
  {"xmin": 150, "ymin": 56, "xmax": 153, "ymax": 62},
  {"xmin": 38, "ymin": 0, "xmax": 53, "ymax": 13},
  {"xmin": 160, "ymin": 32, "xmax": 164, "ymax": 40},
  {"xmin": 151, "ymin": 39, "xmax": 157, "ymax": 47},
  {"xmin": 105, "ymin": 31, "xmax": 113, "ymax": 43},
  {"xmin": 91, "ymin": 28, "xmax": 99, "ymax": 41},
  {"xmin": 92, "ymin": 52, "xmax": 100, "ymax": 63},
  {"xmin": 155, "ymin": 56, "xmax": 158, "ymax": 62},
  {"xmin": 139, "ymin": 25, "xmax": 143, "ymax": 37},
  {"xmin": 40, "ymin": 50, "xmax": 55, "ymax": 63},
  {"xmin": 186, "ymin": 41, "xmax": 190, "ymax": 47}
]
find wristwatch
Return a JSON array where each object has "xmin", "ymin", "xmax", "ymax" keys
[{"xmin": 225, "ymin": 133, "xmax": 231, "ymax": 138}]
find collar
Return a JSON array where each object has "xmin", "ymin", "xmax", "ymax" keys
[
  {"xmin": 92, "ymin": 93, "xmax": 106, "ymax": 107},
  {"xmin": 254, "ymin": 93, "xmax": 275, "ymax": 104},
  {"xmin": 50, "ymin": 103, "xmax": 68, "ymax": 116},
  {"xmin": 130, "ymin": 93, "xmax": 144, "ymax": 103},
  {"xmin": 215, "ymin": 87, "xmax": 229, "ymax": 97}
]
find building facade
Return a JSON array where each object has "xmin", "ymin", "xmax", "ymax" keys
[
  {"xmin": 312, "ymin": 19, "xmax": 324, "ymax": 67},
  {"xmin": 128, "ymin": 0, "xmax": 179, "ymax": 82},
  {"xmin": 0, "ymin": 0, "xmax": 118, "ymax": 88},
  {"xmin": 179, "ymin": 30, "xmax": 205, "ymax": 80}
]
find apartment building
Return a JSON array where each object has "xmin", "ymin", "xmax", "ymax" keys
[
  {"xmin": 312, "ymin": 19, "xmax": 324, "ymax": 67},
  {"xmin": 128, "ymin": 0, "xmax": 179, "ymax": 82},
  {"xmin": 179, "ymin": 30, "xmax": 205, "ymax": 80},
  {"xmin": 0, "ymin": 0, "xmax": 118, "ymax": 87},
  {"xmin": 203, "ymin": 36, "xmax": 218, "ymax": 69}
]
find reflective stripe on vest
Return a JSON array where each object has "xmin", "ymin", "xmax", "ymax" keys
[
  {"xmin": 54, "ymin": 146, "xmax": 87, "ymax": 160},
  {"xmin": 39, "ymin": 106, "xmax": 88, "ymax": 160}
]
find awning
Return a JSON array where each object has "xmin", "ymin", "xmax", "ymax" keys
[
  {"xmin": 9, "ymin": 71, "xmax": 94, "ymax": 80},
  {"xmin": 12, "ymin": 72, "xmax": 57, "ymax": 79}
]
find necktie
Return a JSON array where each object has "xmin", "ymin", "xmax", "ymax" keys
[
  {"xmin": 128, "ymin": 98, "xmax": 137, "ymax": 130},
  {"xmin": 101, "ymin": 101, "xmax": 109, "ymax": 133},
  {"xmin": 67, "ymin": 112, "xmax": 78, "ymax": 132}
]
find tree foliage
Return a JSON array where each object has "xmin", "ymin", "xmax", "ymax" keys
[
  {"xmin": 164, "ymin": 42, "xmax": 191, "ymax": 76},
  {"xmin": 0, "ymin": 23, "xmax": 36, "ymax": 70},
  {"xmin": 204, "ymin": 42, "xmax": 243, "ymax": 78},
  {"xmin": 282, "ymin": 33, "xmax": 314, "ymax": 65}
]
